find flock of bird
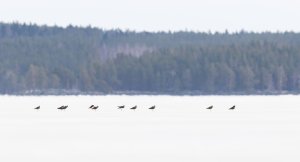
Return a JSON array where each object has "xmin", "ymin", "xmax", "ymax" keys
[
  {"xmin": 34, "ymin": 105, "xmax": 235, "ymax": 110},
  {"xmin": 34, "ymin": 105, "xmax": 156, "ymax": 110},
  {"xmin": 206, "ymin": 105, "xmax": 236, "ymax": 110}
]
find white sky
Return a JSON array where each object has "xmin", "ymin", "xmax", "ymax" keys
[{"xmin": 1, "ymin": 0, "xmax": 300, "ymax": 32}]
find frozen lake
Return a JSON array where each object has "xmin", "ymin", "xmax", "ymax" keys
[{"xmin": 0, "ymin": 95, "xmax": 299, "ymax": 162}]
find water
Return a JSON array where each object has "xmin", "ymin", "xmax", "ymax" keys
[{"xmin": 0, "ymin": 95, "xmax": 299, "ymax": 162}]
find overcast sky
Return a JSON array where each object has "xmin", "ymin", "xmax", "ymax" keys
[{"xmin": 1, "ymin": 0, "xmax": 300, "ymax": 32}]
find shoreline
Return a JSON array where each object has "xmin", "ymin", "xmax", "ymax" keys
[{"xmin": 1, "ymin": 89, "xmax": 299, "ymax": 96}]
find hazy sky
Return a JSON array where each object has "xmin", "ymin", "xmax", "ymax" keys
[{"xmin": 1, "ymin": 0, "xmax": 300, "ymax": 32}]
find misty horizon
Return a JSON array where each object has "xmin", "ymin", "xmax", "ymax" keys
[
  {"xmin": 1, "ymin": 21, "xmax": 300, "ymax": 34},
  {"xmin": 2, "ymin": 0, "xmax": 300, "ymax": 32}
]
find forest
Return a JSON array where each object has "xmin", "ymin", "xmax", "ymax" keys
[{"xmin": 0, "ymin": 22, "xmax": 300, "ymax": 94}]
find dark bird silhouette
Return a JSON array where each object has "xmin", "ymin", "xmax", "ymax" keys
[
  {"xmin": 206, "ymin": 105, "xmax": 213, "ymax": 110},
  {"xmin": 118, "ymin": 105, "xmax": 125, "ymax": 109},
  {"xmin": 91, "ymin": 106, "xmax": 99, "ymax": 110},
  {"xmin": 229, "ymin": 105, "xmax": 235, "ymax": 110},
  {"xmin": 34, "ymin": 106, "xmax": 40, "ymax": 110},
  {"xmin": 130, "ymin": 105, "xmax": 137, "ymax": 110},
  {"xmin": 149, "ymin": 105, "xmax": 155, "ymax": 110},
  {"xmin": 89, "ymin": 105, "xmax": 95, "ymax": 109},
  {"xmin": 58, "ymin": 105, "xmax": 68, "ymax": 110}
]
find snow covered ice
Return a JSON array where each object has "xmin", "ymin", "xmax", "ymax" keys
[{"xmin": 0, "ymin": 95, "xmax": 299, "ymax": 162}]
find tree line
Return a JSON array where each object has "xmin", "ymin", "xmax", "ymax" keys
[{"xmin": 0, "ymin": 22, "xmax": 300, "ymax": 94}]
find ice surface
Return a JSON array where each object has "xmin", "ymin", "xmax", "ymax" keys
[{"xmin": 0, "ymin": 95, "xmax": 299, "ymax": 162}]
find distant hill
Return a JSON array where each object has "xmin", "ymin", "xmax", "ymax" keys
[{"xmin": 1, "ymin": 22, "xmax": 300, "ymax": 95}]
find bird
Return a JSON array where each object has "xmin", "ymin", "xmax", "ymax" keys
[
  {"xmin": 89, "ymin": 105, "xmax": 95, "ymax": 109},
  {"xmin": 118, "ymin": 105, "xmax": 125, "ymax": 110},
  {"xmin": 130, "ymin": 105, "xmax": 137, "ymax": 110},
  {"xmin": 206, "ymin": 105, "xmax": 213, "ymax": 110},
  {"xmin": 34, "ymin": 106, "xmax": 40, "ymax": 110},
  {"xmin": 149, "ymin": 105, "xmax": 155, "ymax": 110},
  {"xmin": 229, "ymin": 105, "xmax": 235, "ymax": 110},
  {"xmin": 58, "ymin": 105, "xmax": 68, "ymax": 110},
  {"xmin": 91, "ymin": 106, "xmax": 99, "ymax": 110}
]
